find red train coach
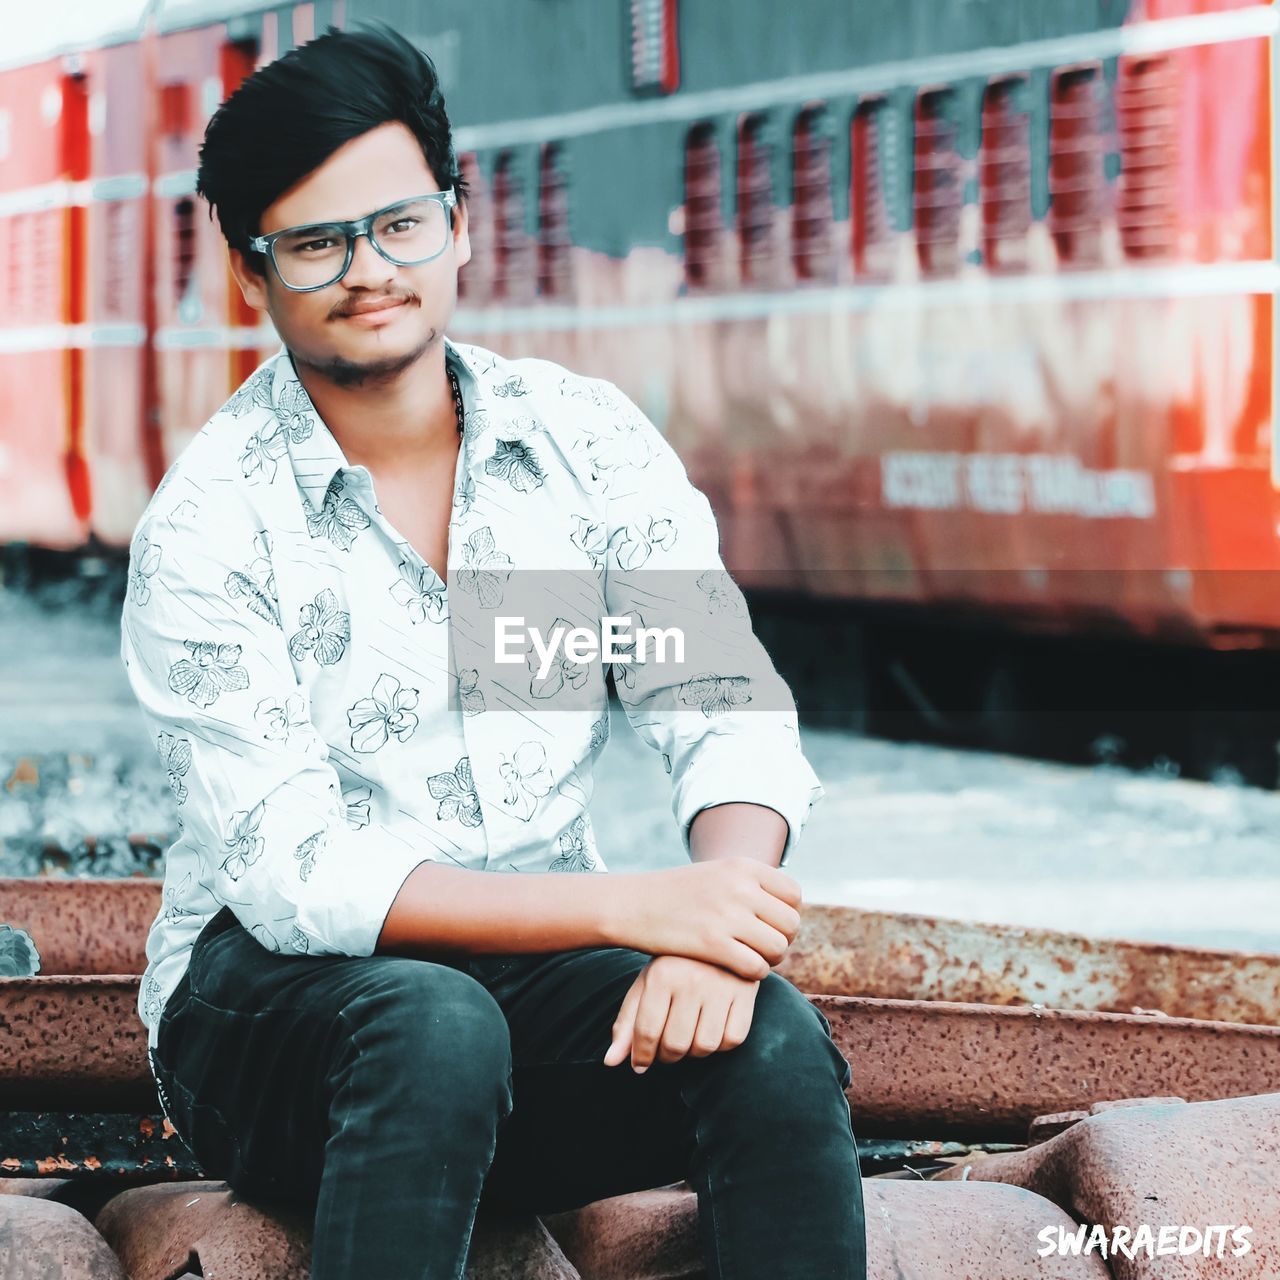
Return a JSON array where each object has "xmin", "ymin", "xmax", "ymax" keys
[
  {"xmin": 0, "ymin": 0, "xmax": 274, "ymax": 548},
  {"xmin": 1, "ymin": 0, "xmax": 1277, "ymax": 657}
]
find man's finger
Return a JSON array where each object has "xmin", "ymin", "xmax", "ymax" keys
[
  {"xmin": 656, "ymin": 988, "xmax": 700, "ymax": 1064},
  {"xmin": 604, "ymin": 1014, "xmax": 634, "ymax": 1067},
  {"xmin": 687, "ymin": 995, "xmax": 731, "ymax": 1058},
  {"xmin": 758, "ymin": 865, "xmax": 802, "ymax": 909},
  {"xmin": 722, "ymin": 989, "xmax": 758, "ymax": 1051},
  {"xmin": 723, "ymin": 940, "xmax": 771, "ymax": 981},
  {"xmin": 630, "ymin": 984, "xmax": 673, "ymax": 1073},
  {"xmin": 603, "ymin": 976, "xmax": 643, "ymax": 1066}
]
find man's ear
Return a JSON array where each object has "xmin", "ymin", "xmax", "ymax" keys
[
  {"xmin": 452, "ymin": 197, "xmax": 472, "ymax": 272},
  {"xmin": 229, "ymin": 249, "xmax": 271, "ymax": 313}
]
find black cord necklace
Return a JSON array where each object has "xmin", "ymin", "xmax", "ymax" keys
[{"xmin": 446, "ymin": 363, "xmax": 465, "ymax": 437}]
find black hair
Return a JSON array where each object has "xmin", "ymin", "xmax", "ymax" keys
[{"xmin": 196, "ymin": 22, "xmax": 467, "ymax": 272}]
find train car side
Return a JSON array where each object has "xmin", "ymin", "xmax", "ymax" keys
[{"xmin": 2, "ymin": 0, "xmax": 1278, "ymax": 651}]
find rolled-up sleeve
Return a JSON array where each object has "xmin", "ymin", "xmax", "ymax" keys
[
  {"xmin": 120, "ymin": 503, "xmax": 428, "ymax": 956},
  {"xmin": 593, "ymin": 384, "xmax": 825, "ymax": 865}
]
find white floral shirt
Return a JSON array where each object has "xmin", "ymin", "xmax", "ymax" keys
[{"xmin": 121, "ymin": 336, "xmax": 825, "ymax": 1051}]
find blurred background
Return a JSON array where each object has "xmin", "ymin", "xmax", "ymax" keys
[{"xmin": 3, "ymin": 0, "xmax": 1279, "ymax": 951}]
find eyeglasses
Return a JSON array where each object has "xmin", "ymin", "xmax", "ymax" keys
[{"xmin": 248, "ymin": 189, "xmax": 458, "ymax": 292}]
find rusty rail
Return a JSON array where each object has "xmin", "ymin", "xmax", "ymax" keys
[
  {"xmin": 0, "ymin": 878, "xmax": 157, "ymax": 975},
  {"xmin": 0, "ymin": 977, "xmax": 153, "ymax": 1111},
  {"xmin": 816, "ymin": 995, "xmax": 1280, "ymax": 1139},
  {"xmin": 7, "ymin": 880, "xmax": 1280, "ymax": 1027},
  {"xmin": 4, "ymin": 973, "xmax": 1279, "ymax": 1140},
  {"xmin": 5, "ymin": 878, "xmax": 1280, "ymax": 1143},
  {"xmin": 779, "ymin": 903, "xmax": 1280, "ymax": 1026}
]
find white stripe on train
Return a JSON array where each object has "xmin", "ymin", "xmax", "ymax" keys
[
  {"xmin": 445, "ymin": 262, "xmax": 1280, "ymax": 334},
  {"xmin": 0, "ymin": 174, "xmax": 149, "ymax": 217},
  {"xmin": 0, "ymin": 259, "xmax": 1276, "ymax": 352},
  {"xmin": 0, "ymin": 324, "xmax": 273, "ymax": 353}
]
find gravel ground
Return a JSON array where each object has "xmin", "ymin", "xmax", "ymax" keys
[{"xmin": 3, "ymin": 576, "xmax": 1278, "ymax": 953}]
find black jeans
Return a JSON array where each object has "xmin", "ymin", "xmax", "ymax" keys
[{"xmin": 151, "ymin": 906, "xmax": 866, "ymax": 1280}]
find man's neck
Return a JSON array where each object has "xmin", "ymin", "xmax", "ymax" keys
[{"xmin": 290, "ymin": 340, "xmax": 457, "ymax": 472}]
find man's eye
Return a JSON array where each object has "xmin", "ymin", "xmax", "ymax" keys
[
  {"xmin": 280, "ymin": 235, "xmax": 339, "ymax": 255},
  {"xmin": 385, "ymin": 218, "xmax": 419, "ymax": 234}
]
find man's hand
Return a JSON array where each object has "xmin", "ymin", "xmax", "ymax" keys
[
  {"xmin": 606, "ymin": 858, "xmax": 802, "ymax": 981},
  {"xmin": 603, "ymin": 955, "xmax": 761, "ymax": 1073}
]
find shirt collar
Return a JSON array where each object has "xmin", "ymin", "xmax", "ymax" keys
[{"xmin": 273, "ymin": 335, "xmax": 482, "ymax": 512}]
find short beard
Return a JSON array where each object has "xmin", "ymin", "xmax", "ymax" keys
[{"xmin": 289, "ymin": 325, "xmax": 438, "ymax": 390}]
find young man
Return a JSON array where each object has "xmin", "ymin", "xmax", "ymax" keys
[{"xmin": 121, "ymin": 24, "xmax": 866, "ymax": 1280}]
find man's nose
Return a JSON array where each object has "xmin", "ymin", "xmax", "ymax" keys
[{"xmin": 343, "ymin": 230, "xmax": 397, "ymax": 289}]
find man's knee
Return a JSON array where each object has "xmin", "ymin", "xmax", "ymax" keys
[
  {"xmin": 724, "ymin": 973, "xmax": 851, "ymax": 1096},
  {"xmin": 341, "ymin": 959, "xmax": 512, "ymax": 1102}
]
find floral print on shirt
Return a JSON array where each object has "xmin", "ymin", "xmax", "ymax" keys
[
  {"xmin": 289, "ymin": 589, "xmax": 351, "ymax": 664},
  {"xmin": 347, "ymin": 674, "xmax": 420, "ymax": 753}
]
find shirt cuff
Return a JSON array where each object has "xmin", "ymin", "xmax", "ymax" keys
[
  {"xmin": 293, "ymin": 831, "xmax": 431, "ymax": 956},
  {"xmin": 672, "ymin": 736, "xmax": 825, "ymax": 866}
]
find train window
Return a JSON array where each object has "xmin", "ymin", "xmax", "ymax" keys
[
  {"xmin": 59, "ymin": 72, "xmax": 88, "ymax": 331},
  {"xmin": 159, "ymin": 83, "xmax": 190, "ymax": 138},
  {"xmin": 980, "ymin": 75, "xmax": 1031, "ymax": 273},
  {"xmin": 1115, "ymin": 54, "xmax": 1177, "ymax": 260},
  {"xmin": 629, "ymin": 0, "xmax": 680, "ymax": 95},
  {"xmin": 457, "ymin": 152, "xmax": 490, "ymax": 304},
  {"xmin": 220, "ymin": 39, "xmax": 258, "ymax": 102},
  {"xmin": 8, "ymin": 214, "xmax": 27, "ymax": 319},
  {"xmin": 219, "ymin": 38, "xmax": 262, "ymax": 386},
  {"xmin": 737, "ymin": 112, "xmax": 775, "ymax": 287},
  {"xmin": 791, "ymin": 104, "xmax": 835, "ymax": 284},
  {"xmin": 33, "ymin": 213, "xmax": 59, "ymax": 322},
  {"xmin": 912, "ymin": 86, "xmax": 962, "ymax": 277},
  {"xmin": 293, "ymin": 2, "xmax": 315, "ymax": 45},
  {"xmin": 683, "ymin": 122, "xmax": 722, "ymax": 290},
  {"xmin": 103, "ymin": 201, "xmax": 132, "ymax": 321},
  {"xmin": 173, "ymin": 198, "xmax": 197, "ymax": 311},
  {"xmin": 1049, "ymin": 64, "xmax": 1106, "ymax": 267},
  {"xmin": 59, "ymin": 71, "xmax": 90, "ymax": 181},
  {"xmin": 493, "ymin": 151, "xmax": 534, "ymax": 303},
  {"xmin": 537, "ymin": 142, "xmax": 572, "ymax": 299},
  {"xmin": 850, "ymin": 96, "xmax": 893, "ymax": 280}
]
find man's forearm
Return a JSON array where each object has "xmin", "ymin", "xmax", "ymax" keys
[
  {"xmin": 689, "ymin": 802, "xmax": 787, "ymax": 866},
  {"xmin": 375, "ymin": 803, "xmax": 789, "ymax": 960},
  {"xmin": 375, "ymin": 861, "xmax": 620, "ymax": 958}
]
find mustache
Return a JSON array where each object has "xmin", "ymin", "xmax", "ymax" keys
[{"xmin": 332, "ymin": 290, "xmax": 417, "ymax": 318}]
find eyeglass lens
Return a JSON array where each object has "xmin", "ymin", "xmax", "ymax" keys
[{"xmin": 271, "ymin": 198, "xmax": 451, "ymax": 289}]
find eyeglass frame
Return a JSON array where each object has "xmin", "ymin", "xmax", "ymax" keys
[{"xmin": 247, "ymin": 189, "xmax": 459, "ymax": 293}]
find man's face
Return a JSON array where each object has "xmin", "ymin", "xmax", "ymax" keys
[{"xmin": 230, "ymin": 121, "xmax": 471, "ymax": 388}]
